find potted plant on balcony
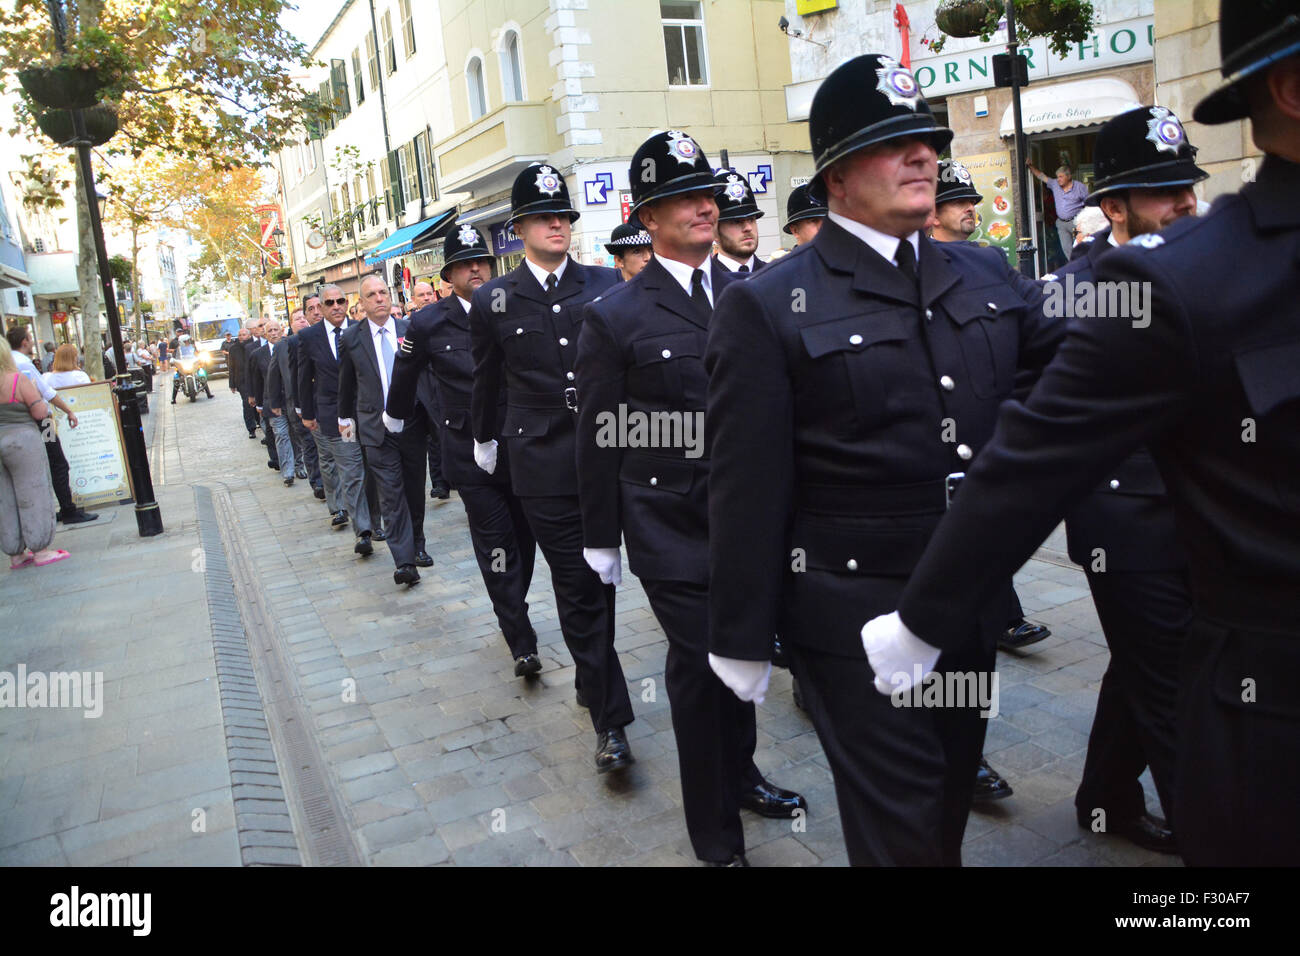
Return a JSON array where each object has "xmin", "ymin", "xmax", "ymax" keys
[
  {"xmin": 935, "ymin": 0, "xmax": 1001, "ymax": 39},
  {"xmin": 16, "ymin": 27, "xmax": 134, "ymax": 111}
]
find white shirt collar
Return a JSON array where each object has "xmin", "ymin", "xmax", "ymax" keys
[
  {"xmin": 456, "ymin": 295, "xmax": 472, "ymax": 313},
  {"xmin": 827, "ymin": 211, "xmax": 920, "ymax": 268},
  {"xmin": 1107, "ymin": 231, "xmax": 1121, "ymax": 248},
  {"xmin": 367, "ymin": 318, "xmax": 392, "ymax": 338},
  {"xmin": 524, "ymin": 256, "xmax": 568, "ymax": 292},
  {"xmin": 656, "ymin": 255, "xmax": 713, "ymax": 306},
  {"xmin": 714, "ymin": 252, "xmax": 757, "ymax": 273}
]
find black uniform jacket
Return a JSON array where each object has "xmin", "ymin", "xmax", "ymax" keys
[
  {"xmin": 900, "ymin": 156, "xmax": 1300, "ymax": 656},
  {"xmin": 706, "ymin": 219, "xmax": 1061, "ymax": 660},
  {"xmin": 337, "ymin": 317, "xmax": 409, "ymax": 448},
  {"xmin": 469, "ymin": 258, "xmax": 620, "ymax": 497},
  {"xmin": 247, "ymin": 343, "xmax": 272, "ymax": 408},
  {"xmin": 263, "ymin": 339, "xmax": 295, "ymax": 413},
  {"xmin": 1052, "ymin": 232, "xmax": 1187, "ymax": 572},
  {"xmin": 576, "ymin": 256, "xmax": 737, "ymax": 584},
  {"xmin": 296, "ymin": 319, "xmax": 354, "ymax": 439},
  {"xmin": 389, "ymin": 296, "xmax": 511, "ymax": 488}
]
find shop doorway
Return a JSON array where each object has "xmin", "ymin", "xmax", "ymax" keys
[{"xmin": 1026, "ymin": 128, "xmax": 1099, "ymax": 272}]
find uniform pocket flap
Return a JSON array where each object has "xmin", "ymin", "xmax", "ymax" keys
[
  {"xmin": 1234, "ymin": 338, "xmax": 1300, "ymax": 417},
  {"xmin": 632, "ymin": 331, "xmax": 704, "ymax": 366},
  {"xmin": 1104, "ymin": 449, "xmax": 1167, "ymax": 496},
  {"xmin": 800, "ymin": 314, "xmax": 907, "ymax": 359},
  {"xmin": 619, "ymin": 454, "xmax": 696, "ymax": 493},
  {"xmin": 793, "ymin": 519, "xmax": 932, "ymax": 574},
  {"xmin": 500, "ymin": 316, "xmax": 548, "ymax": 338},
  {"xmin": 946, "ymin": 285, "xmax": 1027, "ymax": 326},
  {"xmin": 442, "ymin": 409, "xmax": 467, "ymax": 430},
  {"xmin": 502, "ymin": 410, "xmax": 551, "ymax": 437}
]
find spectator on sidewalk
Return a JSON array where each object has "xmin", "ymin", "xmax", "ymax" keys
[
  {"xmin": 46, "ymin": 345, "xmax": 90, "ymax": 389},
  {"xmin": 41, "ymin": 341, "xmax": 56, "ymax": 372},
  {"xmin": 0, "ymin": 338, "xmax": 67, "ymax": 568}
]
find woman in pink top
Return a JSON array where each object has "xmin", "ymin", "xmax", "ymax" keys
[{"xmin": 0, "ymin": 338, "xmax": 67, "ymax": 568}]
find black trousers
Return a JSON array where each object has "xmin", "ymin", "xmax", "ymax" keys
[
  {"xmin": 237, "ymin": 385, "xmax": 258, "ymax": 435},
  {"xmin": 790, "ymin": 637, "xmax": 993, "ymax": 866},
  {"xmin": 1176, "ymin": 616, "xmax": 1300, "ymax": 865},
  {"xmin": 44, "ymin": 435, "xmax": 76, "ymax": 515},
  {"xmin": 641, "ymin": 578, "xmax": 762, "ymax": 862},
  {"xmin": 1076, "ymin": 568, "xmax": 1189, "ymax": 828},
  {"xmin": 363, "ymin": 452, "xmax": 382, "ymax": 532},
  {"xmin": 517, "ymin": 494, "xmax": 633, "ymax": 734},
  {"xmin": 262, "ymin": 409, "xmax": 279, "ymax": 469},
  {"xmin": 362, "ymin": 433, "xmax": 417, "ymax": 568},
  {"xmin": 458, "ymin": 482, "xmax": 536, "ymax": 658},
  {"xmin": 424, "ymin": 405, "xmax": 445, "ymax": 490},
  {"xmin": 398, "ymin": 410, "xmax": 430, "ymax": 552}
]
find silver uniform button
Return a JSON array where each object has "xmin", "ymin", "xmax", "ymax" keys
[
  {"xmin": 1109, "ymin": 479, "xmax": 1120, "ymax": 490},
  {"xmin": 445, "ymin": 344, "xmax": 452, "ymax": 350},
  {"xmin": 662, "ymin": 348, "xmax": 672, "ymax": 358},
  {"xmin": 849, "ymin": 334, "xmax": 863, "ymax": 346},
  {"xmin": 986, "ymin": 302, "xmax": 998, "ymax": 313},
  {"xmin": 552, "ymin": 304, "xmax": 561, "ymax": 313},
  {"xmin": 925, "ymin": 308, "xmax": 933, "ymax": 321},
  {"xmin": 650, "ymin": 476, "xmax": 658, "ymax": 486},
  {"xmin": 566, "ymin": 371, "xmax": 575, "ymax": 381},
  {"xmin": 940, "ymin": 375, "xmax": 955, "ymax": 391},
  {"xmin": 517, "ymin": 427, "xmax": 523, "ymax": 434},
  {"xmin": 846, "ymin": 558, "xmax": 858, "ymax": 571},
  {"xmin": 444, "ymin": 419, "xmax": 450, "ymax": 425},
  {"xmin": 957, "ymin": 443, "xmax": 973, "ymax": 460},
  {"xmin": 559, "ymin": 337, "xmax": 569, "ymax": 346},
  {"xmin": 515, "ymin": 327, "xmax": 523, "ymax": 335}
]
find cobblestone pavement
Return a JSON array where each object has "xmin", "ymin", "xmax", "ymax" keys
[{"xmin": 0, "ymin": 375, "xmax": 1179, "ymax": 866}]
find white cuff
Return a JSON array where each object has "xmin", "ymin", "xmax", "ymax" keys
[{"xmin": 382, "ymin": 412, "xmax": 404, "ymax": 433}]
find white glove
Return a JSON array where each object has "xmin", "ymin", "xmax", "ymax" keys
[
  {"xmin": 708, "ymin": 654, "xmax": 772, "ymax": 705},
  {"xmin": 473, "ymin": 439, "xmax": 498, "ymax": 474},
  {"xmin": 582, "ymin": 547, "xmax": 622, "ymax": 586},
  {"xmin": 861, "ymin": 611, "xmax": 942, "ymax": 696},
  {"xmin": 338, "ymin": 418, "xmax": 355, "ymax": 441},
  {"xmin": 382, "ymin": 411, "xmax": 404, "ymax": 433}
]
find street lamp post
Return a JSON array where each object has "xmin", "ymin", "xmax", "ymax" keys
[
  {"xmin": 1006, "ymin": 1, "xmax": 1038, "ymax": 277},
  {"xmin": 41, "ymin": 0, "xmax": 162, "ymax": 536},
  {"xmin": 271, "ymin": 227, "xmax": 291, "ymax": 323}
]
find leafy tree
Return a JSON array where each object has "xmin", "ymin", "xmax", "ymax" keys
[{"xmin": 101, "ymin": 152, "xmax": 183, "ymax": 336}]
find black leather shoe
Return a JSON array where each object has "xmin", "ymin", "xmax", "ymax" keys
[
  {"xmin": 59, "ymin": 510, "xmax": 98, "ymax": 525},
  {"xmin": 1000, "ymin": 620, "xmax": 1051, "ymax": 650},
  {"xmin": 313, "ymin": 486, "xmax": 326, "ymax": 500},
  {"xmin": 248, "ymin": 432, "xmax": 256, "ymax": 439},
  {"xmin": 430, "ymin": 482, "xmax": 451, "ymax": 500},
  {"xmin": 792, "ymin": 676, "xmax": 806, "ymax": 712},
  {"xmin": 267, "ymin": 461, "xmax": 278, "ymax": 469},
  {"xmin": 740, "ymin": 780, "xmax": 807, "ymax": 818},
  {"xmin": 260, "ymin": 437, "xmax": 268, "ymax": 445},
  {"xmin": 354, "ymin": 532, "xmax": 373, "ymax": 556},
  {"xmin": 772, "ymin": 636, "xmax": 790, "ymax": 669},
  {"xmin": 706, "ymin": 853, "xmax": 750, "ymax": 867},
  {"xmin": 973, "ymin": 757, "xmax": 1014, "ymax": 803},
  {"xmin": 575, "ymin": 686, "xmax": 589, "ymax": 709},
  {"xmin": 284, "ymin": 477, "xmax": 294, "ymax": 487},
  {"xmin": 372, "ymin": 527, "xmax": 388, "ymax": 542},
  {"xmin": 295, "ymin": 466, "xmax": 307, "ymax": 479},
  {"xmin": 514, "ymin": 654, "xmax": 542, "ymax": 677},
  {"xmin": 331, "ymin": 510, "xmax": 349, "ymax": 528},
  {"xmin": 1077, "ymin": 810, "xmax": 1178, "ymax": 854},
  {"xmin": 394, "ymin": 564, "xmax": 420, "ymax": 586},
  {"xmin": 413, "ymin": 550, "xmax": 434, "ymax": 567},
  {"xmin": 595, "ymin": 727, "xmax": 634, "ymax": 773}
]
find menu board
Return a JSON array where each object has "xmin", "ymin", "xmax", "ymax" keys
[
  {"xmin": 958, "ymin": 150, "xmax": 1018, "ymax": 265},
  {"xmin": 51, "ymin": 381, "xmax": 133, "ymax": 509}
]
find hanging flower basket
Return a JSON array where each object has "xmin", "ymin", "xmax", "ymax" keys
[
  {"xmin": 35, "ymin": 105, "xmax": 119, "ymax": 147},
  {"xmin": 270, "ymin": 267, "xmax": 294, "ymax": 282},
  {"xmin": 1017, "ymin": 0, "xmax": 1069, "ymax": 34},
  {"xmin": 936, "ymin": 0, "xmax": 1000, "ymax": 39},
  {"xmin": 1015, "ymin": 0, "xmax": 1096, "ymax": 56},
  {"xmin": 18, "ymin": 66, "xmax": 108, "ymax": 111}
]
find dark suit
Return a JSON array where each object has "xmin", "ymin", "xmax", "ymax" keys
[
  {"xmin": 713, "ymin": 253, "xmax": 765, "ymax": 274},
  {"xmin": 1050, "ymin": 231, "xmax": 1190, "ymax": 830},
  {"xmin": 469, "ymin": 258, "xmax": 633, "ymax": 734},
  {"xmin": 246, "ymin": 342, "xmax": 280, "ymax": 468},
  {"xmin": 298, "ymin": 319, "xmax": 371, "ymax": 533},
  {"xmin": 414, "ymin": 362, "xmax": 445, "ymax": 492},
  {"xmin": 706, "ymin": 221, "xmax": 1061, "ymax": 865},
  {"xmin": 576, "ymin": 256, "xmax": 760, "ymax": 862},
  {"xmin": 898, "ymin": 156, "xmax": 1300, "ymax": 866},
  {"xmin": 227, "ymin": 338, "xmax": 258, "ymax": 434},
  {"xmin": 283, "ymin": 332, "xmax": 319, "ymax": 486},
  {"xmin": 337, "ymin": 317, "xmax": 420, "ymax": 567},
  {"xmin": 390, "ymin": 295, "xmax": 537, "ymax": 656}
]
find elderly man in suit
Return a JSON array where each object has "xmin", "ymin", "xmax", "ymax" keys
[
  {"xmin": 246, "ymin": 324, "xmax": 283, "ymax": 474},
  {"xmin": 338, "ymin": 273, "xmax": 424, "ymax": 585},
  {"xmin": 298, "ymin": 284, "xmax": 373, "ymax": 546}
]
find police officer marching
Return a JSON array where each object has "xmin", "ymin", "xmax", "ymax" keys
[
  {"xmin": 468, "ymin": 163, "xmax": 636, "ymax": 774},
  {"xmin": 1049, "ymin": 105, "xmax": 1207, "ymax": 855},
  {"xmin": 575, "ymin": 130, "xmax": 807, "ymax": 867},
  {"xmin": 604, "ymin": 219, "xmax": 654, "ymax": 282},
  {"xmin": 783, "ymin": 182, "xmax": 827, "ymax": 247},
  {"xmin": 388, "ymin": 223, "xmax": 541, "ymax": 679},
  {"xmin": 705, "ymin": 53, "xmax": 1062, "ymax": 865},
  {"xmin": 712, "ymin": 171, "xmax": 765, "ymax": 273},
  {"xmin": 872, "ymin": 0, "xmax": 1300, "ymax": 866}
]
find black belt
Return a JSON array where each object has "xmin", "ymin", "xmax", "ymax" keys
[
  {"xmin": 796, "ymin": 479, "xmax": 953, "ymax": 516},
  {"xmin": 511, "ymin": 387, "xmax": 578, "ymax": 412}
]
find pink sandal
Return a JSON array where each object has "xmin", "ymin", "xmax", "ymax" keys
[
  {"xmin": 9, "ymin": 551, "xmax": 34, "ymax": 569},
  {"xmin": 33, "ymin": 549, "xmax": 70, "ymax": 567}
]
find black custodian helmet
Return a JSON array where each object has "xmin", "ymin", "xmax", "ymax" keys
[
  {"xmin": 440, "ymin": 222, "xmax": 494, "ymax": 281},
  {"xmin": 1085, "ymin": 106, "xmax": 1208, "ymax": 205},
  {"xmin": 783, "ymin": 182, "xmax": 828, "ymax": 233},
  {"xmin": 507, "ymin": 162, "xmax": 579, "ymax": 227},
  {"xmin": 715, "ymin": 170, "xmax": 763, "ymax": 222},
  {"xmin": 810, "ymin": 54, "xmax": 953, "ymax": 181},
  {"xmin": 935, "ymin": 160, "xmax": 983, "ymax": 205},
  {"xmin": 1194, "ymin": 0, "xmax": 1300, "ymax": 125},
  {"xmin": 629, "ymin": 130, "xmax": 718, "ymax": 214}
]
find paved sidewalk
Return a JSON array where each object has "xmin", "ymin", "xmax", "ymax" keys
[{"xmin": 0, "ymin": 378, "xmax": 1180, "ymax": 866}]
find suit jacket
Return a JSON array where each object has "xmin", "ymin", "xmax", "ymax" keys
[
  {"xmin": 469, "ymin": 257, "xmax": 620, "ymax": 496},
  {"xmin": 705, "ymin": 220, "xmax": 1061, "ymax": 660},
  {"xmin": 390, "ymin": 296, "xmax": 510, "ymax": 487},
  {"xmin": 296, "ymin": 320, "xmax": 354, "ymax": 438},
  {"xmin": 239, "ymin": 337, "xmax": 266, "ymax": 393},
  {"xmin": 337, "ymin": 316, "xmax": 409, "ymax": 448},
  {"xmin": 576, "ymin": 256, "xmax": 737, "ymax": 583},
  {"xmin": 263, "ymin": 338, "xmax": 295, "ymax": 413},
  {"xmin": 1052, "ymin": 231, "xmax": 1187, "ymax": 572},
  {"xmin": 247, "ymin": 343, "xmax": 272, "ymax": 409},
  {"xmin": 225, "ymin": 338, "xmax": 249, "ymax": 389},
  {"xmin": 899, "ymin": 156, "xmax": 1300, "ymax": 654}
]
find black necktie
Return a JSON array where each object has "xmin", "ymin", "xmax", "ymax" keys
[
  {"xmin": 690, "ymin": 268, "xmax": 710, "ymax": 314},
  {"xmin": 332, "ymin": 325, "xmax": 342, "ymax": 356},
  {"xmin": 894, "ymin": 239, "xmax": 920, "ymax": 295},
  {"xmin": 545, "ymin": 273, "xmax": 559, "ymax": 299},
  {"xmin": 738, "ymin": 263, "xmax": 750, "ymax": 274}
]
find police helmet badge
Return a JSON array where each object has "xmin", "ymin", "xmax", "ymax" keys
[
  {"xmin": 1145, "ymin": 107, "xmax": 1186, "ymax": 155},
  {"xmin": 666, "ymin": 130, "xmax": 700, "ymax": 165},
  {"xmin": 535, "ymin": 165, "xmax": 562, "ymax": 196},
  {"xmin": 875, "ymin": 56, "xmax": 921, "ymax": 110},
  {"xmin": 457, "ymin": 223, "xmax": 479, "ymax": 246},
  {"xmin": 723, "ymin": 174, "xmax": 748, "ymax": 203}
]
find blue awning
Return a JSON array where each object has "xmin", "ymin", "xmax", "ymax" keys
[{"xmin": 364, "ymin": 209, "xmax": 457, "ymax": 265}]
